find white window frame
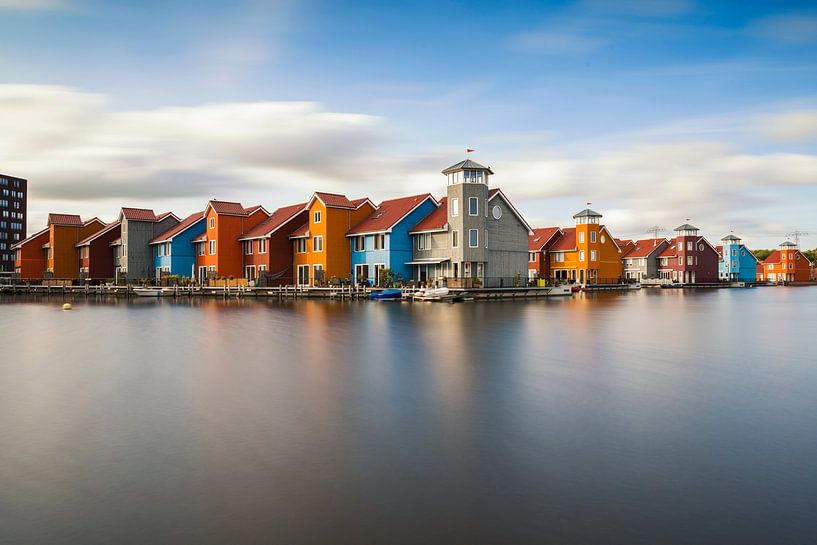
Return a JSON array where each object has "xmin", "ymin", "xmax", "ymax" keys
[
  {"xmin": 590, "ymin": 231, "xmax": 597, "ymax": 243},
  {"xmin": 451, "ymin": 198, "xmax": 459, "ymax": 217},
  {"xmin": 452, "ymin": 230, "xmax": 459, "ymax": 248},
  {"xmin": 209, "ymin": 217, "xmax": 215, "ymax": 229},
  {"xmin": 314, "ymin": 210, "xmax": 322, "ymax": 223},
  {"xmin": 468, "ymin": 229, "xmax": 478, "ymax": 248},
  {"xmin": 579, "ymin": 231, "xmax": 585, "ymax": 244},
  {"xmin": 313, "ymin": 235, "xmax": 323, "ymax": 252},
  {"xmin": 591, "ymin": 249, "xmax": 597, "ymax": 261},
  {"xmin": 209, "ymin": 240, "xmax": 216, "ymax": 255},
  {"xmin": 374, "ymin": 233, "xmax": 385, "ymax": 250},
  {"xmin": 296, "ymin": 238, "xmax": 307, "ymax": 253},
  {"xmin": 258, "ymin": 238, "xmax": 267, "ymax": 254},
  {"xmin": 468, "ymin": 197, "xmax": 478, "ymax": 216}
]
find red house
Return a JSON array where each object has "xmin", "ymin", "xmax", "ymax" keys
[
  {"xmin": 11, "ymin": 227, "xmax": 50, "ymax": 280},
  {"xmin": 237, "ymin": 202, "xmax": 308, "ymax": 285},
  {"xmin": 76, "ymin": 220, "xmax": 121, "ymax": 281},
  {"xmin": 656, "ymin": 223, "xmax": 719, "ymax": 284},
  {"xmin": 527, "ymin": 227, "xmax": 562, "ymax": 281}
]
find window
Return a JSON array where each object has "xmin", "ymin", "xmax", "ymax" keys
[
  {"xmin": 418, "ymin": 233, "xmax": 431, "ymax": 250},
  {"xmin": 452, "ymin": 230, "xmax": 459, "ymax": 248},
  {"xmin": 296, "ymin": 238, "xmax": 307, "ymax": 253},
  {"xmin": 687, "ymin": 241, "xmax": 693, "ymax": 251},
  {"xmin": 768, "ymin": 264, "xmax": 773, "ymax": 270},
  {"xmin": 198, "ymin": 243, "xmax": 205, "ymax": 256},
  {"xmin": 354, "ymin": 236, "xmax": 365, "ymax": 251},
  {"xmin": 469, "ymin": 229, "xmax": 478, "ymax": 248},
  {"xmin": 579, "ymin": 232, "xmax": 585, "ymax": 243},
  {"xmin": 244, "ymin": 240, "xmax": 253, "ymax": 255},
  {"xmin": 687, "ymin": 255, "xmax": 693, "ymax": 265},
  {"xmin": 209, "ymin": 240, "xmax": 216, "ymax": 254},
  {"xmin": 158, "ymin": 244, "xmax": 164, "ymax": 257},
  {"xmin": 209, "ymin": 217, "xmax": 215, "ymax": 229},
  {"xmin": 468, "ymin": 197, "xmax": 478, "ymax": 216},
  {"xmin": 451, "ymin": 198, "xmax": 459, "ymax": 217},
  {"xmin": 591, "ymin": 249, "xmax": 597, "ymax": 261},
  {"xmin": 492, "ymin": 205, "xmax": 502, "ymax": 220},
  {"xmin": 553, "ymin": 252, "xmax": 565, "ymax": 263},
  {"xmin": 699, "ymin": 244, "xmax": 704, "ymax": 251},
  {"xmin": 732, "ymin": 260, "xmax": 737, "ymax": 268},
  {"xmin": 374, "ymin": 234, "xmax": 385, "ymax": 250},
  {"xmin": 579, "ymin": 250, "xmax": 585, "ymax": 261},
  {"xmin": 313, "ymin": 264, "xmax": 324, "ymax": 282},
  {"xmin": 590, "ymin": 231, "xmax": 597, "ymax": 243},
  {"xmin": 678, "ymin": 257, "xmax": 682, "ymax": 266},
  {"xmin": 313, "ymin": 236, "xmax": 323, "ymax": 252},
  {"xmin": 258, "ymin": 264, "xmax": 267, "ymax": 273},
  {"xmin": 529, "ymin": 252, "xmax": 536, "ymax": 262},
  {"xmin": 258, "ymin": 239, "xmax": 266, "ymax": 253},
  {"xmin": 314, "ymin": 210, "xmax": 321, "ymax": 223},
  {"xmin": 601, "ymin": 235, "xmax": 606, "ymax": 244},
  {"xmin": 732, "ymin": 249, "xmax": 737, "ymax": 257}
]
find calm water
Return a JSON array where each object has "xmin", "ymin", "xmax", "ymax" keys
[{"xmin": 1, "ymin": 288, "xmax": 817, "ymax": 545}]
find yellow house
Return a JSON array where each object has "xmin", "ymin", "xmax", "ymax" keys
[{"xmin": 547, "ymin": 208, "xmax": 624, "ymax": 284}]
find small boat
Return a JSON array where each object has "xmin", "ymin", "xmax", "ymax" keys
[
  {"xmin": 133, "ymin": 287, "xmax": 175, "ymax": 297},
  {"xmin": 661, "ymin": 284, "xmax": 685, "ymax": 289},
  {"xmin": 368, "ymin": 288, "xmax": 404, "ymax": 301},
  {"xmin": 412, "ymin": 287, "xmax": 449, "ymax": 301},
  {"xmin": 627, "ymin": 283, "xmax": 642, "ymax": 290}
]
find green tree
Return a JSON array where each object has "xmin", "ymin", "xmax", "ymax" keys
[
  {"xmin": 803, "ymin": 249, "xmax": 817, "ymax": 264},
  {"xmin": 752, "ymin": 249, "xmax": 773, "ymax": 261}
]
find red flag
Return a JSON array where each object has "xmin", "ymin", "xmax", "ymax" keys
[{"xmin": 466, "ymin": 148, "xmax": 475, "ymax": 153}]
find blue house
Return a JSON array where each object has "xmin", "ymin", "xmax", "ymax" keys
[
  {"xmin": 149, "ymin": 211, "xmax": 206, "ymax": 280},
  {"xmin": 718, "ymin": 233, "xmax": 758, "ymax": 282},
  {"xmin": 347, "ymin": 193, "xmax": 438, "ymax": 286}
]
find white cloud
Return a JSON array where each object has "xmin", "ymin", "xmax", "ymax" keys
[{"xmin": 761, "ymin": 109, "xmax": 817, "ymax": 141}]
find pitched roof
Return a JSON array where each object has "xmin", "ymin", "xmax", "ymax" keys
[
  {"xmin": 47, "ymin": 213, "xmax": 83, "ymax": 226},
  {"xmin": 550, "ymin": 228, "xmax": 577, "ymax": 251},
  {"xmin": 109, "ymin": 238, "xmax": 122, "ymax": 246},
  {"xmin": 191, "ymin": 232, "xmax": 207, "ymax": 243},
  {"xmin": 573, "ymin": 208, "xmax": 602, "ymax": 219},
  {"xmin": 347, "ymin": 194, "xmax": 435, "ymax": 235},
  {"xmin": 779, "ymin": 241, "xmax": 797, "ymax": 247},
  {"xmin": 288, "ymin": 222, "xmax": 310, "ymax": 239},
  {"xmin": 675, "ymin": 223, "xmax": 699, "ymax": 231},
  {"xmin": 207, "ymin": 200, "xmax": 250, "ymax": 216},
  {"xmin": 309, "ymin": 192, "xmax": 355, "ymax": 209},
  {"xmin": 150, "ymin": 211, "xmax": 205, "ymax": 244},
  {"xmin": 350, "ymin": 197, "xmax": 374, "ymax": 209},
  {"xmin": 442, "ymin": 159, "xmax": 494, "ymax": 175},
  {"xmin": 721, "ymin": 234, "xmax": 742, "ymax": 241},
  {"xmin": 10, "ymin": 226, "xmax": 50, "ymax": 249},
  {"xmin": 658, "ymin": 242, "xmax": 678, "ymax": 258},
  {"xmin": 529, "ymin": 227, "xmax": 562, "ymax": 251},
  {"xmin": 763, "ymin": 250, "xmax": 781, "ymax": 264},
  {"xmin": 76, "ymin": 221, "xmax": 121, "ymax": 247},
  {"xmin": 488, "ymin": 188, "xmax": 533, "ymax": 234},
  {"xmin": 121, "ymin": 207, "xmax": 157, "ymax": 221},
  {"xmin": 240, "ymin": 203, "xmax": 307, "ymax": 240},
  {"xmin": 616, "ymin": 238, "xmax": 633, "ymax": 247},
  {"xmin": 410, "ymin": 197, "xmax": 448, "ymax": 233},
  {"xmin": 623, "ymin": 238, "xmax": 668, "ymax": 258}
]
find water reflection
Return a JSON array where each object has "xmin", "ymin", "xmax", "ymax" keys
[{"xmin": 1, "ymin": 289, "xmax": 817, "ymax": 544}]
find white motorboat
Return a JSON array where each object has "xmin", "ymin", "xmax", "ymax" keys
[
  {"xmin": 132, "ymin": 287, "xmax": 175, "ymax": 297},
  {"xmin": 412, "ymin": 287, "xmax": 450, "ymax": 301}
]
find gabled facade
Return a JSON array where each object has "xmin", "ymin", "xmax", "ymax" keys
[
  {"xmin": 76, "ymin": 220, "xmax": 121, "ymax": 280},
  {"xmin": 622, "ymin": 238, "xmax": 670, "ymax": 281},
  {"xmin": 195, "ymin": 201, "xmax": 270, "ymax": 283},
  {"xmin": 117, "ymin": 208, "xmax": 180, "ymax": 281},
  {"xmin": 238, "ymin": 202, "xmax": 307, "ymax": 285},
  {"xmin": 655, "ymin": 223, "xmax": 719, "ymax": 284},
  {"xmin": 546, "ymin": 208, "xmax": 624, "ymax": 285},
  {"xmin": 290, "ymin": 192, "xmax": 375, "ymax": 286},
  {"xmin": 757, "ymin": 241, "xmax": 812, "ymax": 283},
  {"xmin": 11, "ymin": 226, "xmax": 50, "ymax": 280},
  {"xmin": 408, "ymin": 159, "xmax": 532, "ymax": 288},
  {"xmin": 717, "ymin": 234, "xmax": 758, "ymax": 283},
  {"xmin": 528, "ymin": 227, "xmax": 563, "ymax": 281},
  {"xmin": 46, "ymin": 214, "xmax": 107, "ymax": 279},
  {"xmin": 150, "ymin": 211, "xmax": 206, "ymax": 280},
  {"xmin": 348, "ymin": 193, "xmax": 438, "ymax": 286}
]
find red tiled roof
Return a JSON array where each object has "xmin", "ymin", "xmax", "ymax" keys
[
  {"xmin": 10, "ymin": 226, "xmax": 50, "ymax": 249},
  {"xmin": 151, "ymin": 211, "xmax": 205, "ymax": 243},
  {"xmin": 48, "ymin": 213, "xmax": 83, "ymax": 226},
  {"xmin": 156, "ymin": 211, "xmax": 179, "ymax": 221},
  {"xmin": 658, "ymin": 242, "xmax": 678, "ymax": 258},
  {"xmin": 191, "ymin": 232, "xmax": 207, "ymax": 243},
  {"xmin": 410, "ymin": 197, "xmax": 448, "ymax": 232},
  {"xmin": 121, "ymin": 207, "xmax": 157, "ymax": 221},
  {"xmin": 348, "ymin": 194, "xmax": 434, "ymax": 235},
  {"xmin": 550, "ymin": 228, "xmax": 577, "ymax": 251},
  {"xmin": 350, "ymin": 197, "xmax": 374, "ymax": 209},
  {"xmin": 529, "ymin": 227, "xmax": 562, "ymax": 251},
  {"xmin": 244, "ymin": 204, "xmax": 269, "ymax": 216},
  {"xmin": 313, "ymin": 192, "xmax": 356, "ymax": 209},
  {"xmin": 289, "ymin": 222, "xmax": 309, "ymax": 239},
  {"xmin": 762, "ymin": 250, "xmax": 781, "ymax": 264},
  {"xmin": 241, "ymin": 203, "xmax": 306, "ymax": 239},
  {"xmin": 76, "ymin": 221, "xmax": 120, "ymax": 247},
  {"xmin": 623, "ymin": 238, "xmax": 668, "ymax": 258},
  {"xmin": 716, "ymin": 245, "xmax": 723, "ymax": 258},
  {"xmin": 208, "ymin": 200, "xmax": 249, "ymax": 216}
]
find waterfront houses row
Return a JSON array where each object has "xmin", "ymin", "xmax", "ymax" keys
[{"xmin": 10, "ymin": 159, "xmax": 816, "ymax": 286}]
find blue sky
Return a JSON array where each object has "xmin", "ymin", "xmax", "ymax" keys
[{"xmin": 1, "ymin": 0, "xmax": 816, "ymax": 248}]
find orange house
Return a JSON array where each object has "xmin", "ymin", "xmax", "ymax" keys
[
  {"xmin": 758, "ymin": 241, "xmax": 812, "ymax": 283},
  {"xmin": 45, "ymin": 214, "xmax": 106, "ymax": 279},
  {"xmin": 11, "ymin": 226, "xmax": 50, "ymax": 280},
  {"xmin": 547, "ymin": 208, "xmax": 624, "ymax": 285},
  {"xmin": 290, "ymin": 192, "xmax": 375, "ymax": 286},
  {"xmin": 194, "ymin": 200, "xmax": 269, "ymax": 283}
]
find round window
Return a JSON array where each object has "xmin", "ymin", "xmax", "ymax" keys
[
  {"xmin": 698, "ymin": 244, "xmax": 704, "ymax": 251},
  {"xmin": 492, "ymin": 205, "xmax": 502, "ymax": 220},
  {"xmin": 600, "ymin": 235, "xmax": 606, "ymax": 244}
]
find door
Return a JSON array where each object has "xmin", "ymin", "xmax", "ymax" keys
[
  {"xmin": 374, "ymin": 264, "xmax": 384, "ymax": 286},
  {"xmin": 355, "ymin": 264, "xmax": 369, "ymax": 285},
  {"xmin": 198, "ymin": 266, "xmax": 207, "ymax": 285},
  {"xmin": 156, "ymin": 268, "xmax": 162, "ymax": 282},
  {"xmin": 245, "ymin": 265, "xmax": 256, "ymax": 281},
  {"xmin": 297, "ymin": 265, "xmax": 310, "ymax": 286}
]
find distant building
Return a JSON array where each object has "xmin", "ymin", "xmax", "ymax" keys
[
  {"xmin": 655, "ymin": 223, "xmax": 719, "ymax": 284},
  {"xmin": 0, "ymin": 174, "xmax": 26, "ymax": 272},
  {"xmin": 116, "ymin": 208, "xmax": 180, "ymax": 282},
  {"xmin": 545, "ymin": 208, "xmax": 624, "ymax": 285},
  {"xmin": 622, "ymin": 238, "xmax": 670, "ymax": 281},
  {"xmin": 757, "ymin": 241, "xmax": 812, "ymax": 283},
  {"xmin": 76, "ymin": 221, "xmax": 121, "ymax": 281},
  {"xmin": 150, "ymin": 211, "xmax": 206, "ymax": 281},
  {"xmin": 348, "ymin": 193, "xmax": 438, "ymax": 286},
  {"xmin": 408, "ymin": 159, "xmax": 532, "ymax": 287},
  {"xmin": 239, "ymin": 203, "xmax": 308, "ymax": 285},
  {"xmin": 717, "ymin": 234, "xmax": 757, "ymax": 283}
]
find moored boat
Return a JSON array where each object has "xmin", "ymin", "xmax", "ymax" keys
[
  {"xmin": 368, "ymin": 288, "xmax": 404, "ymax": 301},
  {"xmin": 133, "ymin": 287, "xmax": 175, "ymax": 297},
  {"xmin": 412, "ymin": 287, "xmax": 449, "ymax": 301}
]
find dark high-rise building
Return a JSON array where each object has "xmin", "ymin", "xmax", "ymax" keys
[{"xmin": 0, "ymin": 174, "xmax": 27, "ymax": 272}]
